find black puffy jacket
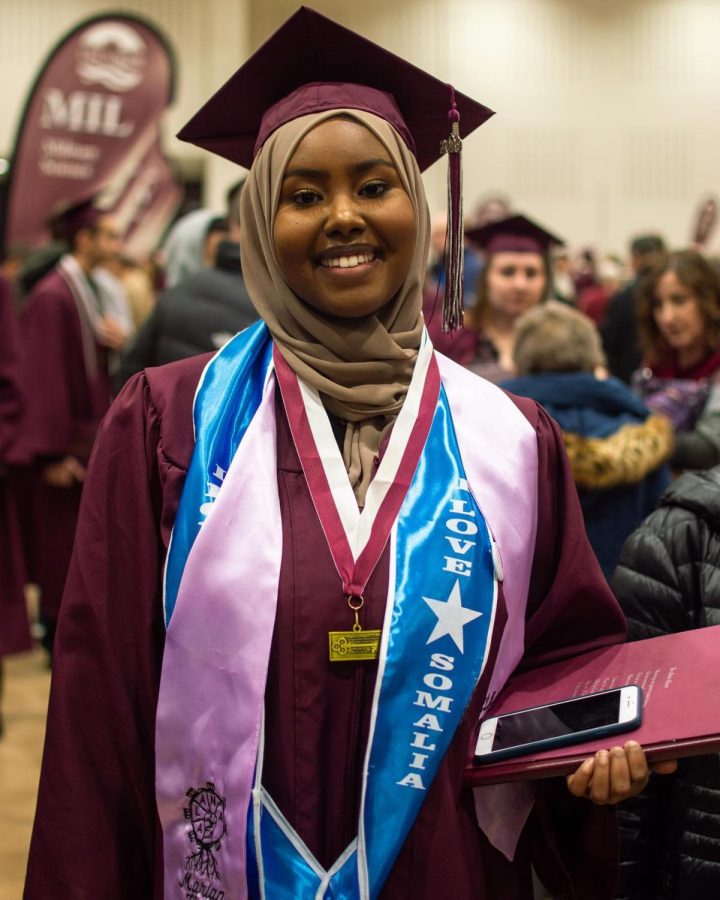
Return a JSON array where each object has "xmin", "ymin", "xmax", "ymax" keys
[{"xmin": 612, "ymin": 468, "xmax": 720, "ymax": 899}]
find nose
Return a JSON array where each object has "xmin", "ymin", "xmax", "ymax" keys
[
  {"xmin": 655, "ymin": 301, "xmax": 675, "ymax": 327},
  {"xmin": 511, "ymin": 271, "xmax": 530, "ymax": 291},
  {"xmin": 324, "ymin": 191, "xmax": 365, "ymax": 239}
]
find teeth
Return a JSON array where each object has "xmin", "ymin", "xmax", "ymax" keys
[{"xmin": 321, "ymin": 253, "xmax": 374, "ymax": 269}]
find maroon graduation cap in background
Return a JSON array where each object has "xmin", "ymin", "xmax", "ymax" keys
[
  {"xmin": 465, "ymin": 214, "xmax": 565, "ymax": 256},
  {"xmin": 47, "ymin": 196, "xmax": 104, "ymax": 245},
  {"xmin": 178, "ymin": 6, "xmax": 495, "ymax": 330}
]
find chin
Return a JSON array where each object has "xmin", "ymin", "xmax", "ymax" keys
[
  {"xmin": 329, "ymin": 305, "xmax": 389, "ymax": 319},
  {"xmin": 305, "ymin": 293, "xmax": 393, "ymax": 319}
]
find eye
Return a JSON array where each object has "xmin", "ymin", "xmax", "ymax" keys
[
  {"xmin": 290, "ymin": 188, "xmax": 321, "ymax": 206},
  {"xmin": 499, "ymin": 267, "xmax": 516, "ymax": 277},
  {"xmin": 360, "ymin": 180, "xmax": 389, "ymax": 199},
  {"xmin": 525, "ymin": 267, "xmax": 541, "ymax": 279}
]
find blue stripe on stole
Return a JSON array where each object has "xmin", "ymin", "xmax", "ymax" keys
[
  {"xmin": 248, "ymin": 386, "xmax": 497, "ymax": 899},
  {"xmin": 163, "ymin": 320, "xmax": 273, "ymax": 627}
]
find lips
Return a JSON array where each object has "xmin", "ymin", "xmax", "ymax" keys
[
  {"xmin": 320, "ymin": 252, "xmax": 374, "ymax": 269},
  {"xmin": 662, "ymin": 328, "xmax": 685, "ymax": 341}
]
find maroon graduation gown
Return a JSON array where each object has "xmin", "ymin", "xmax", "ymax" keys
[
  {"xmin": 423, "ymin": 290, "xmax": 483, "ymax": 366},
  {"xmin": 0, "ymin": 277, "xmax": 31, "ymax": 657},
  {"xmin": 12, "ymin": 268, "xmax": 111, "ymax": 621},
  {"xmin": 25, "ymin": 353, "xmax": 626, "ymax": 899}
]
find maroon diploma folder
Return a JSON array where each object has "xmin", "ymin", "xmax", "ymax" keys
[{"xmin": 466, "ymin": 626, "xmax": 720, "ymax": 786}]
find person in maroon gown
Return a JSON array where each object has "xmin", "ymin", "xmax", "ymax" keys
[
  {"xmin": 11, "ymin": 201, "xmax": 126, "ymax": 655},
  {"xmin": 427, "ymin": 214, "xmax": 562, "ymax": 383},
  {"xmin": 25, "ymin": 10, "xmax": 675, "ymax": 899},
  {"xmin": 0, "ymin": 275, "xmax": 32, "ymax": 732}
]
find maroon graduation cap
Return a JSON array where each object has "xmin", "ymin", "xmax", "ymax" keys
[
  {"xmin": 47, "ymin": 196, "xmax": 104, "ymax": 244},
  {"xmin": 466, "ymin": 214, "xmax": 564, "ymax": 256},
  {"xmin": 178, "ymin": 6, "xmax": 495, "ymax": 331},
  {"xmin": 178, "ymin": 6, "xmax": 493, "ymax": 172}
]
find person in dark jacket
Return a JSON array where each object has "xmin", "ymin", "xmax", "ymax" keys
[
  {"xmin": 612, "ymin": 467, "xmax": 720, "ymax": 899},
  {"xmin": 115, "ymin": 218, "xmax": 257, "ymax": 390},
  {"xmin": 501, "ymin": 302, "xmax": 673, "ymax": 579}
]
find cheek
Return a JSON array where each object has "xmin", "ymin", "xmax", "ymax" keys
[
  {"xmin": 486, "ymin": 273, "xmax": 511, "ymax": 304},
  {"xmin": 532, "ymin": 275, "xmax": 547, "ymax": 301},
  {"xmin": 273, "ymin": 212, "xmax": 312, "ymax": 284},
  {"xmin": 389, "ymin": 200, "xmax": 417, "ymax": 268},
  {"xmin": 688, "ymin": 307, "xmax": 708, "ymax": 335}
]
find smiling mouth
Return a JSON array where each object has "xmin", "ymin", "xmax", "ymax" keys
[{"xmin": 319, "ymin": 251, "xmax": 376, "ymax": 269}]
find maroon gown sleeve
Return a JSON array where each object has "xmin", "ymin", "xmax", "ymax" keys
[
  {"xmin": 16, "ymin": 281, "xmax": 83, "ymax": 460},
  {"xmin": 423, "ymin": 289, "xmax": 480, "ymax": 365},
  {"xmin": 24, "ymin": 373, "xmax": 169, "ymax": 899},
  {"xmin": 14, "ymin": 275, "xmax": 110, "ymax": 465},
  {"xmin": 0, "ymin": 277, "xmax": 22, "ymax": 455},
  {"xmin": 511, "ymin": 400, "xmax": 626, "ymax": 900},
  {"xmin": 0, "ymin": 277, "xmax": 31, "ymax": 658},
  {"xmin": 518, "ymin": 397, "xmax": 627, "ymax": 666}
]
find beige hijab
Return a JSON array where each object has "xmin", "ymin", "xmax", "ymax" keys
[{"xmin": 239, "ymin": 109, "xmax": 431, "ymax": 505}]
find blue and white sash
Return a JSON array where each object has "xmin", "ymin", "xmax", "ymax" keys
[{"xmin": 156, "ymin": 322, "xmax": 539, "ymax": 899}]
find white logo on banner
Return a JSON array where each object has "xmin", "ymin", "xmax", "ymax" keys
[{"xmin": 75, "ymin": 23, "xmax": 147, "ymax": 92}]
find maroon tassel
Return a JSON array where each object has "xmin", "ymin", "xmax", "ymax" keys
[{"xmin": 440, "ymin": 89, "xmax": 464, "ymax": 332}]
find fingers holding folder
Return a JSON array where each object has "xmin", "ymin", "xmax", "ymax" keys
[{"xmin": 566, "ymin": 741, "xmax": 678, "ymax": 805}]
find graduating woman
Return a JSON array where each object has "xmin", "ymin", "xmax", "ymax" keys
[
  {"xmin": 427, "ymin": 213, "xmax": 562, "ymax": 382},
  {"xmin": 26, "ymin": 9, "xmax": 673, "ymax": 899}
]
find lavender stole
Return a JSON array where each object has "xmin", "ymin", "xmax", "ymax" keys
[{"xmin": 156, "ymin": 323, "xmax": 538, "ymax": 898}]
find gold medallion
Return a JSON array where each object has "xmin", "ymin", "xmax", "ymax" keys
[
  {"xmin": 329, "ymin": 594, "xmax": 381, "ymax": 661},
  {"xmin": 328, "ymin": 629, "xmax": 382, "ymax": 662}
]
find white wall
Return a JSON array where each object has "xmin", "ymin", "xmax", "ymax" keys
[
  {"xmin": 446, "ymin": 0, "xmax": 720, "ymax": 255},
  {"xmin": 3, "ymin": 0, "xmax": 720, "ymax": 252}
]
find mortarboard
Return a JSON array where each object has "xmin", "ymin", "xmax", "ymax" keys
[
  {"xmin": 177, "ymin": 6, "xmax": 492, "ymax": 172},
  {"xmin": 178, "ymin": 6, "xmax": 495, "ymax": 330},
  {"xmin": 466, "ymin": 214, "xmax": 564, "ymax": 256},
  {"xmin": 48, "ymin": 196, "xmax": 103, "ymax": 244}
]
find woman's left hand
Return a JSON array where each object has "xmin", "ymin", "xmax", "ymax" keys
[{"xmin": 566, "ymin": 741, "xmax": 678, "ymax": 804}]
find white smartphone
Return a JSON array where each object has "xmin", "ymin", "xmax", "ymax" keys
[{"xmin": 474, "ymin": 684, "xmax": 643, "ymax": 764}]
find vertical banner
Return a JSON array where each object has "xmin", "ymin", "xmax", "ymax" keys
[
  {"xmin": 691, "ymin": 196, "xmax": 718, "ymax": 251},
  {"xmin": 2, "ymin": 13, "xmax": 182, "ymax": 259}
]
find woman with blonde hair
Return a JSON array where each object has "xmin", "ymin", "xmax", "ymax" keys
[{"xmin": 502, "ymin": 302, "xmax": 672, "ymax": 578}]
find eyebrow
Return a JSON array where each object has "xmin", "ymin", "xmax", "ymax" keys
[{"xmin": 283, "ymin": 158, "xmax": 396, "ymax": 180}]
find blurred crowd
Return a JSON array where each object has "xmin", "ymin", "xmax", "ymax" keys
[
  {"xmin": 5, "ymin": 187, "xmax": 720, "ymax": 658},
  {"xmin": 424, "ymin": 212, "xmax": 720, "ymax": 897},
  {"xmin": 2, "ymin": 185, "xmax": 720, "ymax": 896}
]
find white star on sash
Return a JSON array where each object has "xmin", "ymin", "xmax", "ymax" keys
[{"xmin": 423, "ymin": 580, "xmax": 482, "ymax": 654}]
